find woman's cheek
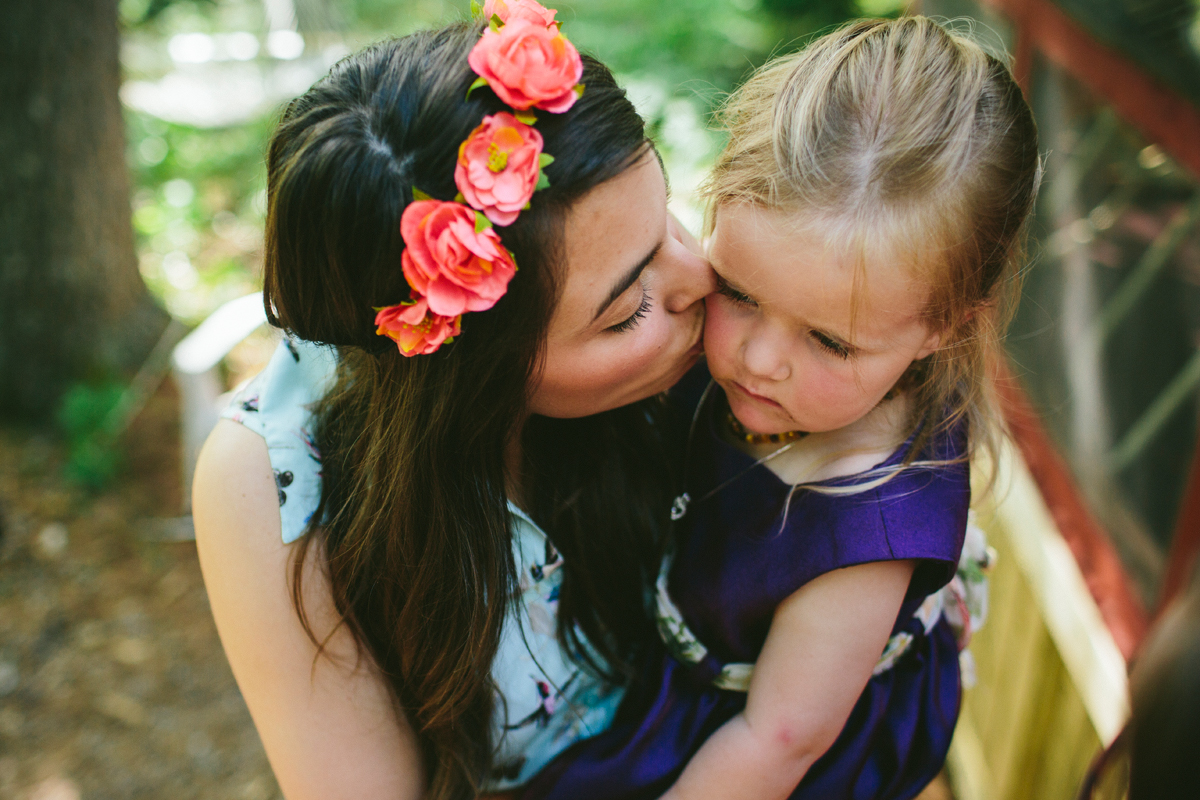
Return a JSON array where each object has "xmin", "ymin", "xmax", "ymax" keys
[{"xmin": 589, "ymin": 317, "xmax": 670, "ymax": 393}]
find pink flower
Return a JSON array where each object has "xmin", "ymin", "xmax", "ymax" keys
[
  {"xmin": 482, "ymin": 0, "xmax": 557, "ymax": 27},
  {"xmin": 468, "ymin": 19, "xmax": 583, "ymax": 113},
  {"xmin": 400, "ymin": 199, "xmax": 517, "ymax": 317},
  {"xmin": 455, "ymin": 113, "xmax": 545, "ymax": 226},
  {"xmin": 375, "ymin": 297, "xmax": 462, "ymax": 357}
]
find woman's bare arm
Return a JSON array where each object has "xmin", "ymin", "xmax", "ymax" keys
[{"xmin": 193, "ymin": 419, "xmax": 426, "ymax": 800}]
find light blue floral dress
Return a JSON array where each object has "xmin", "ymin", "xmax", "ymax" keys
[{"xmin": 221, "ymin": 337, "xmax": 625, "ymax": 790}]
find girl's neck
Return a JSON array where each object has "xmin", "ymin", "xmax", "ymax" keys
[{"xmin": 731, "ymin": 392, "xmax": 912, "ymax": 486}]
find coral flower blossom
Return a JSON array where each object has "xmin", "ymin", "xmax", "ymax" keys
[
  {"xmin": 455, "ymin": 113, "xmax": 544, "ymax": 226},
  {"xmin": 468, "ymin": 19, "xmax": 583, "ymax": 113},
  {"xmin": 375, "ymin": 297, "xmax": 462, "ymax": 357},
  {"xmin": 400, "ymin": 199, "xmax": 517, "ymax": 318},
  {"xmin": 482, "ymin": 0, "xmax": 557, "ymax": 26}
]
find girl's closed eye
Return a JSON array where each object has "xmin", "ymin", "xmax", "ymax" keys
[
  {"xmin": 716, "ymin": 275, "xmax": 756, "ymax": 306},
  {"xmin": 608, "ymin": 289, "xmax": 652, "ymax": 333},
  {"xmin": 811, "ymin": 330, "xmax": 852, "ymax": 360}
]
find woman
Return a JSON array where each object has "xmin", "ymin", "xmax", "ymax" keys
[{"xmin": 193, "ymin": 15, "xmax": 714, "ymax": 800}]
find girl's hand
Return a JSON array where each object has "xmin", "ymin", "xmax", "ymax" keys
[
  {"xmin": 659, "ymin": 559, "xmax": 916, "ymax": 800},
  {"xmin": 194, "ymin": 420, "xmax": 426, "ymax": 800}
]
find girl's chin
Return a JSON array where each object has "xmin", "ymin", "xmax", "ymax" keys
[{"xmin": 725, "ymin": 390, "xmax": 797, "ymax": 436}]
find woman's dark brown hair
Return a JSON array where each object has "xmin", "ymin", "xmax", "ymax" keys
[{"xmin": 262, "ymin": 21, "xmax": 674, "ymax": 800}]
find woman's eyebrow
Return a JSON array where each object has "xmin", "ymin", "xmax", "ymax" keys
[{"xmin": 591, "ymin": 240, "xmax": 662, "ymax": 323}]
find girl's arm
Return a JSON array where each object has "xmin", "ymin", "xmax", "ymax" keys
[
  {"xmin": 659, "ymin": 559, "xmax": 916, "ymax": 800},
  {"xmin": 193, "ymin": 420, "xmax": 426, "ymax": 800}
]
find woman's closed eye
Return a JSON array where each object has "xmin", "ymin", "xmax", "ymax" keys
[
  {"xmin": 607, "ymin": 290, "xmax": 652, "ymax": 333},
  {"xmin": 811, "ymin": 330, "xmax": 851, "ymax": 360},
  {"xmin": 716, "ymin": 275, "xmax": 756, "ymax": 306}
]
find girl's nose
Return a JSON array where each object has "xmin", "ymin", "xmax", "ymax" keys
[{"xmin": 741, "ymin": 330, "xmax": 790, "ymax": 382}]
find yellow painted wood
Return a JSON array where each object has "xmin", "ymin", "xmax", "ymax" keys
[{"xmin": 947, "ymin": 449, "xmax": 1126, "ymax": 800}]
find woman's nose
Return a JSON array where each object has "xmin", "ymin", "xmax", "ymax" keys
[{"xmin": 662, "ymin": 217, "xmax": 717, "ymax": 313}]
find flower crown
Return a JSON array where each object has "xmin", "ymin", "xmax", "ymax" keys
[{"xmin": 374, "ymin": 0, "xmax": 585, "ymax": 356}]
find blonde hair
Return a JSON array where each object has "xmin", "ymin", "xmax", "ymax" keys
[{"xmin": 704, "ymin": 16, "xmax": 1042, "ymax": 468}]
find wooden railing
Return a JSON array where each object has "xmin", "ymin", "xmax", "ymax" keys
[{"xmin": 947, "ymin": 437, "xmax": 1130, "ymax": 800}]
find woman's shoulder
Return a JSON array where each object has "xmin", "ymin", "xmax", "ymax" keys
[
  {"xmin": 219, "ymin": 336, "xmax": 338, "ymax": 543},
  {"xmin": 192, "ymin": 419, "xmax": 427, "ymax": 800}
]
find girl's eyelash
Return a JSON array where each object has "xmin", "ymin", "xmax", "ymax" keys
[
  {"xmin": 608, "ymin": 292, "xmax": 652, "ymax": 333},
  {"xmin": 716, "ymin": 277, "xmax": 755, "ymax": 306},
  {"xmin": 811, "ymin": 331, "xmax": 851, "ymax": 360}
]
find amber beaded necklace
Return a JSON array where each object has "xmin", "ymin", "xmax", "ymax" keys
[{"xmin": 724, "ymin": 410, "xmax": 809, "ymax": 446}]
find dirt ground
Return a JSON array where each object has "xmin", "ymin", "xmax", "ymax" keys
[
  {"xmin": 0, "ymin": 379, "xmax": 956, "ymax": 800},
  {"xmin": 0, "ymin": 382, "xmax": 280, "ymax": 800}
]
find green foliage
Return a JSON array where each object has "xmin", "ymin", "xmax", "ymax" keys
[
  {"xmin": 120, "ymin": 0, "xmax": 216, "ymax": 27},
  {"xmin": 55, "ymin": 382, "xmax": 126, "ymax": 489},
  {"xmin": 125, "ymin": 108, "xmax": 269, "ymax": 323},
  {"xmin": 119, "ymin": 0, "xmax": 885, "ymax": 320}
]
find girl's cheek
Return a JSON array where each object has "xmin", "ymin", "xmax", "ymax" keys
[{"xmin": 702, "ymin": 297, "xmax": 741, "ymax": 365}]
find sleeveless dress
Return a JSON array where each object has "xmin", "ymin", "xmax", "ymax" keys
[
  {"xmin": 522, "ymin": 366, "xmax": 971, "ymax": 800},
  {"xmin": 220, "ymin": 337, "xmax": 625, "ymax": 791}
]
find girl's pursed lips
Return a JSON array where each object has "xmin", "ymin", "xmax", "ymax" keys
[{"xmin": 730, "ymin": 381, "xmax": 782, "ymax": 408}]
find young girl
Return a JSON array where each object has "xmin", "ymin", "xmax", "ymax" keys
[{"xmin": 523, "ymin": 17, "xmax": 1041, "ymax": 800}]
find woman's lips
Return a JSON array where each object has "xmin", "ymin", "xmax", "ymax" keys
[{"xmin": 730, "ymin": 381, "xmax": 782, "ymax": 409}]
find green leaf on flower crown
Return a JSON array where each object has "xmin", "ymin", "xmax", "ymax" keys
[
  {"xmin": 574, "ymin": 84, "xmax": 586, "ymax": 99},
  {"xmin": 523, "ymin": 202, "xmax": 531, "ymax": 210},
  {"xmin": 474, "ymin": 210, "xmax": 493, "ymax": 233},
  {"xmin": 538, "ymin": 153, "xmax": 555, "ymax": 169},
  {"xmin": 471, "ymin": 0, "xmax": 483, "ymax": 17},
  {"xmin": 535, "ymin": 170, "xmax": 551, "ymax": 192},
  {"xmin": 454, "ymin": 192, "xmax": 466, "ymax": 204},
  {"xmin": 412, "ymin": 186, "xmax": 433, "ymax": 201},
  {"xmin": 514, "ymin": 110, "xmax": 537, "ymax": 125},
  {"xmin": 508, "ymin": 248, "xmax": 519, "ymax": 270},
  {"xmin": 466, "ymin": 75, "xmax": 489, "ymax": 100},
  {"xmin": 489, "ymin": 13, "xmax": 503, "ymax": 30}
]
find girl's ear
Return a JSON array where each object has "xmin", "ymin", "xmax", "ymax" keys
[{"xmin": 915, "ymin": 327, "xmax": 941, "ymax": 360}]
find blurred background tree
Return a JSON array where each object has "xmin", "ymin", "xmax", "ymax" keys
[{"xmin": 0, "ymin": 0, "xmax": 169, "ymax": 422}]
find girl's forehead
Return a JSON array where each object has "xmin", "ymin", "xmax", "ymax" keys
[{"xmin": 711, "ymin": 203, "xmax": 932, "ymax": 335}]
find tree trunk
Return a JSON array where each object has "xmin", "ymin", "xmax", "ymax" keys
[{"xmin": 0, "ymin": 0, "xmax": 168, "ymax": 420}]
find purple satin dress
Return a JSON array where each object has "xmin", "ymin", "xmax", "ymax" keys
[{"xmin": 522, "ymin": 369, "xmax": 969, "ymax": 800}]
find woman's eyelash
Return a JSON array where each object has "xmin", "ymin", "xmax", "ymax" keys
[
  {"xmin": 716, "ymin": 277, "xmax": 755, "ymax": 306},
  {"xmin": 811, "ymin": 331, "xmax": 851, "ymax": 360},
  {"xmin": 608, "ymin": 292, "xmax": 652, "ymax": 333}
]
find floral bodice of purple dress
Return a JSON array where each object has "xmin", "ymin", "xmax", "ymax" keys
[{"xmin": 670, "ymin": 376, "xmax": 971, "ymax": 671}]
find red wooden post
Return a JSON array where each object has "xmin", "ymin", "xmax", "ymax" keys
[
  {"xmin": 1157, "ymin": 441, "xmax": 1200, "ymax": 615},
  {"xmin": 994, "ymin": 361, "xmax": 1150, "ymax": 659},
  {"xmin": 980, "ymin": 0, "xmax": 1200, "ymax": 181}
]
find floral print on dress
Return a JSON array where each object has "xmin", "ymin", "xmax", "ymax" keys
[
  {"xmin": 220, "ymin": 338, "xmax": 624, "ymax": 792},
  {"xmin": 273, "ymin": 469, "xmax": 294, "ymax": 506},
  {"xmin": 505, "ymin": 672, "xmax": 578, "ymax": 731}
]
